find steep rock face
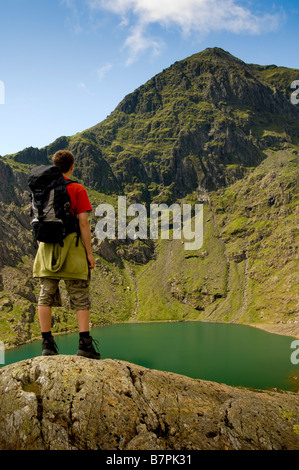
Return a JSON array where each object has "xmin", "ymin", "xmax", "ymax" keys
[
  {"xmin": 0, "ymin": 356, "xmax": 298, "ymax": 451},
  {"xmin": 68, "ymin": 142, "xmax": 121, "ymax": 193},
  {"xmin": 0, "ymin": 159, "xmax": 21, "ymax": 204},
  {"xmin": 0, "ymin": 161, "xmax": 35, "ymax": 269},
  {"xmin": 13, "ymin": 146, "xmax": 49, "ymax": 165},
  {"xmin": 99, "ymin": 47, "xmax": 298, "ymax": 197}
]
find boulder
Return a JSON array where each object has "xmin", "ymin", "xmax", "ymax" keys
[{"xmin": 0, "ymin": 356, "xmax": 298, "ymax": 450}]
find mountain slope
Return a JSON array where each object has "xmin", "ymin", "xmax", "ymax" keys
[{"xmin": 134, "ymin": 148, "xmax": 298, "ymax": 337}]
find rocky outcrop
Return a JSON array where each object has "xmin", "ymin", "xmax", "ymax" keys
[
  {"xmin": 68, "ymin": 142, "xmax": 121, "ymax": 193},
  {"xmin": 0, "ymin": 356, "xmax": 298, "ymax": 450},
  {"xmin": 13, "ymin": 146, "xmax": 49, "ymax": 165},
  {"xmin": 100, "ymin": 47, "xmax": 299, "ymax": 198},
  {"xmin": 0, "ymin": 160, "xmax": 23, "ymax": 204}
]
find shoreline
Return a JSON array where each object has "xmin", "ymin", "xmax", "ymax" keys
[
  {"xmin": 3, "ymin": 318, "xmax": 299, "ymax": 351},
  {"xmin": 245, "ymin": 322, "xmax": 299, "ymax": 340}
]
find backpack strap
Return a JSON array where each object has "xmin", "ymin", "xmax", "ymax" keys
[{"xmin": 65, "ymin": 179, "xmax": 80, "ymax": 247}]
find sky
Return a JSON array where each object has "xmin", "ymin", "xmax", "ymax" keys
[{"xmin": 0, "ymin": 0, "xmax": 298, "ymax": 156}]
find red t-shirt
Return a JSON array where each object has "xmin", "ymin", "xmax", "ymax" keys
[{"xmin": 64, "ymin": 177, "xmax": 92, "ymax": 216}]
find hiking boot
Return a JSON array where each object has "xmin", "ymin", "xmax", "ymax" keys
[
  {"xmin": 42, "ymin": 335, "xmax": 59, "ymax": 356},
  {"xmin": 77, "ymin": 336, "xmax": 101, "ymax": 360}
]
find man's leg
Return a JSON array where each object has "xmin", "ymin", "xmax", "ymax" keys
[
  {"xmin": 37, "ymin": 279, "xmax": 60, "ymax": 356},
  {"xmin": 65, "ymin": 279, "xmax": 101, "ymax": 359},
  {"xmin": 38, "ymin": 305, "xmax": 52, "ymax": 332},
  {"xmin": 65, "ymin": 280, "xmax": 91, "ymax": 334},
  {"xmin": 76, "ymin": 309, "xmax": 90, "ymax": 333},
  {"xmin": 38, "ymin": 305, "xmax": 58, "ymax": 355}
]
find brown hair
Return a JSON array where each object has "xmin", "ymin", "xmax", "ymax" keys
[{"xmin": 52, "ymin": 150, "xmax": 75, "ymax": 173}]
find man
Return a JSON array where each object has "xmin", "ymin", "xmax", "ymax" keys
[{"xmin": 33, "ymin": 150, "xmax": 100, "ymax": 359}]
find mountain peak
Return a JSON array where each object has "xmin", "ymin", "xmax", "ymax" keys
[
  {"xmin": 187, "ymin": 47, "xmax": 246, "ymax": 66},
  {"xmin": 198, "ymin": 46, "xmax": 241, "ymax": 59}
]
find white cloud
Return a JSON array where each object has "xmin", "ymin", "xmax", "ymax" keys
[
  {"xmin": 61, "ymin": 0, "xmax": 83, "ymax": 34},
  {"xmin": 97, "ymin": 63, "xmax": 113, "ymax": 80},
  {"xmin": 87, "ymin": 0, "xmax": 282, "ymax": 63},
  {"xmin": 123, "ymin": 24, "xmax": 164, "ymax": 65}
]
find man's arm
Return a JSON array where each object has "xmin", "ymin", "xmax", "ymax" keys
[{"xmin": 78, "ymin": 211, "xmax": 95, "ymax": 269}]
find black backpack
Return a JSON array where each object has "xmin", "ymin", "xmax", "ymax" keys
[{"xmin": 27, "ymin": 165, "xmax": 79, "ymax": 246}]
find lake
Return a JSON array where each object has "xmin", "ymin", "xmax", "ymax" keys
[{"xmin": 2, "ymin": 321, "xmax": 298, "ymax": 391}]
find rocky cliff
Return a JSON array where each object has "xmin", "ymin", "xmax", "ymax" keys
[{"xmin": 0, "ymin": 356, "xmax": 298, "ymax": 450}]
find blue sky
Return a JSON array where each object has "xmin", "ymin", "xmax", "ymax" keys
[{"xmin": 0, "ymin": 0, "xmax": 298, "ymax": 156}]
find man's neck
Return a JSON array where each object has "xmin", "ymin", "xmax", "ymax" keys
[{"xmin": 63, "ymin": 170, "xmax": 73, "ymax": 179}]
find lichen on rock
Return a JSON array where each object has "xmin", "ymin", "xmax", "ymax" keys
[{"xmin": 0, "ymin": 356, "xmax": 298, "ymax": 450}]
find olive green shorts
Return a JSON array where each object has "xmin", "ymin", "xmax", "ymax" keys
[{"xmin": 38, "ymin": 277, "xmax": 91, "ymax": 311}]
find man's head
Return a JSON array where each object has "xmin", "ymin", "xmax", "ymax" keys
[{"xmin": 52, "ymin": 150, "xmax": 75, "ymax": 174}]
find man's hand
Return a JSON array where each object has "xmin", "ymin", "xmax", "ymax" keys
[
  {"xmin": 87, "ymin": 253, "xmax": 96, "ymax": 270},
  {"xmin": 78, "ymin": 211, "xmax": 95, "ymax": 270}
]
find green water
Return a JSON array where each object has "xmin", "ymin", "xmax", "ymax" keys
[{"xmin": 2, "ymin": 322, "xmax": 298, "ymax": 391}]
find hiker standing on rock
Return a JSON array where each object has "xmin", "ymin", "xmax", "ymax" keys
[{"xmin": 29, "ymin": 150, "xmax": 101, "ymax": 359}]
